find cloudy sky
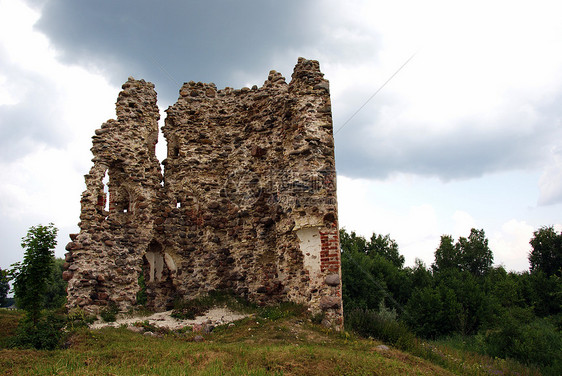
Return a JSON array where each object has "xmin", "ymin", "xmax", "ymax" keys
[{"xmin": 1, "ymin": 0, "xmax": 561, "ymax": 272}]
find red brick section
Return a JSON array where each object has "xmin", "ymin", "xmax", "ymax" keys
[{"xmin": 320, "ymin": 229, "xmax": 340, "ymax": 273}]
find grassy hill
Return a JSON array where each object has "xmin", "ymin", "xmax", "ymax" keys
[{"xmin": 0, "ymin": 308, "xmax": 541, "ymax": 376}]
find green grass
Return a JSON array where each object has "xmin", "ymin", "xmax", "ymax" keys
[{"xmin": 0, "ymin": 308, "xmax": 543, "ymax": 376}]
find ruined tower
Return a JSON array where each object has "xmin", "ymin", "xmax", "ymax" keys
[{"xmin": 65, "ymin": 58, "xmax": 343, "ymax": 327}]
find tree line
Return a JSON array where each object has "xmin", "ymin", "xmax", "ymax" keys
[
  {"xmin": 1, "ymin": 222, "xmax": 560, "ymax": 372},
  {"xmin": 341, "ymin": 226, "xmax": 562, "ymax": 373}
]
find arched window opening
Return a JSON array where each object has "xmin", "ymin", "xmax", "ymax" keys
[
  {"xmin": 115, "ymin": 187, "xmax": 133, "ymax": 214},
  {"xmin": 145, "ymin": 240, "xmax": 164, "ymax": 283},
  {"xmin": 102, "ymin": 170, "xmax": 110, "ymax": 213}
]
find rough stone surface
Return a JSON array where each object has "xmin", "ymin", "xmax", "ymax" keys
[
  {"xmin": 66, "ymin": 58, "xmax": 343, "ymax": 328},
  {"xmin": 325, "ymin": 274, "xmax": 340, "ymax": 286},
  {"xmin": 319, "ymin": 296, "xmax": 342, "ymax": 310}
]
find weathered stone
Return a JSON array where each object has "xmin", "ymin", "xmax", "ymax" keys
[
  {"xmin": 128, "ymin": 326, "xmax": 144, "ymax": 333},
  {"xmin": 97, "ymin": 292, "xmax": 109, "ymax": 300},
  {"xmin": 251, "ymin": 145, "xmax": 266, "ymax": 157},
  {"xmin": 319, "ymin": 296, "xmax": 341, "ymax": 310},
  {"xmin": 66, "ymin": 58, "xmax": 343, "ymax": 329},
  {"xmin": 325, "ymin": 274, "xmax": 340, "ymax": 286}
]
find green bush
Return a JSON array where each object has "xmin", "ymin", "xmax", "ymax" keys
[
  {"xmin": 66, "ymin": 308, "xmax": 96, "ymax": 330},
  {"xmin": 9, "ymin": 310, "xmax": 66, "ymax": 350},
  {"xmin": 100, "ymin": 303, "xmax": 119, "ymax": 322},
  {"xmin": 484, "ymin": 316, "xmax": 562, "ymax": 375},
  {"xmin": 345, "ymin": 308, "xmax": 415, "ymax": 350},
  {"xmin": 257, "ymin": 301, "xmax": 307, "ymax": 321},
  {"xmin": 172, "ymin": 297, "xmax": 211, "ymax": 320}
]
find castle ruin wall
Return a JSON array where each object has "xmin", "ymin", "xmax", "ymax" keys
[{"xmin": 64, "ymin": 58, "xmax": 343, "ymax": 328}]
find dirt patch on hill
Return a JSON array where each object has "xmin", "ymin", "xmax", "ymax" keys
[{"xmin": 90, "ymin": 307, "xmax": 249, "ymax": 331}]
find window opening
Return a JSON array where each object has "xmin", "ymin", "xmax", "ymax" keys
[{"xmin": 102, "ymin": 170, "xmax": 110, "ymax": 212}]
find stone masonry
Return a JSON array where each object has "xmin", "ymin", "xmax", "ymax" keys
[{"xmin": 64, "ymin": 58, "xmax": 343, "ymax": 328}]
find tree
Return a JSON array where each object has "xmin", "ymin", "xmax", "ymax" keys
[
  {"xmin": 367, "ymin": 233, "xmax": 405, "ymax": 268},
  {"xmin": 340, "ymin": 229, "xmax": 410, "ymax": 312},
  {"xmin": 407, "ymin": 259, "xmax": 433, "ymax": 291},
  {"xmin": 458, "ymin": 228, "xmax": 493, "ymax": 277},
  {"xmin": 432, "ymin": 229, "xmax": 493, "ymax": 277},
  {"xmin": 339, "ymin": 229, "xmax": 367, "ymax": 254},
  {"xmin": 432, "ymin": 235, "xmax": 458, "ymax": 273},
  {"xmin": 0, "ymin": 267, "xmax": 9, "ymax": 307},
  {"xmin": 10, "ymin": 223, "xmax": 58, "ymax": 323},
  {"xmin": 44, "ymin": 258, "xmax": 68, "ymax": 309},
  {"xmin": 529, "ymin": 226, "xmax": 562, "ymax": 277}
]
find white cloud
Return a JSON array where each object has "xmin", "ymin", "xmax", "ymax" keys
[
  {"xmin": 396, "ymin": 204, "xmax": 440, "ymax": 268},
  {"xmin": 0, "ymin": 74, "xmax": 19, "ymax": 105},
  {"xmin": 538, "ymin": 147, "xmax": 562, "ymax": 205},
  {"xmin": 489, "ymin": 220, "xmax": 535, "ymax": 272},
  {"xmin": 0, "ymin": 0, "xmax": 117, "ymax": 268},
  {"xmin": 1, "ymin": 0, "xmax": 560, "ymax": 278},
  {"xmin": 452, "ymin": 211, "xmax": 477, "ymax": 238},
  {"xmin": 337, "ymin": 175, "xmax": 441, "ymax": 266},
  {"xmin": 321, "ymin": 0, "xmax": 562, "ymax": 182}
]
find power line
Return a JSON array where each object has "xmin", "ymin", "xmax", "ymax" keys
[{"xmin": 334, "ymin": 52, "xmax": 417, "ymax": 135}]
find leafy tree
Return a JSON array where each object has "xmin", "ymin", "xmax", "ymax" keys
[
  {"xmin": 432, "ymin": 235, "xmax": 458, "ymax": 273},
  {"xmin": 432, "ymin": 229, "xmax": 493, "ymax": 277},
  {"xmin": 458, "ymin": 228, "xmax": 493, "ymax": 277},
  {"xmin": 0, "ymin": 267, "xmax": 9, "ymax": 307},
  {"xmin": 367, "ymin": 233, "xmax": 405, "ymax": 268},
  {"xmin": 44, "ymin": 258, "xmax": 67, "ymax": 309},
  {"xmin": 486, "ymin": 267, "xmax": 519, "ymax": 308},
  {"xmin": 529, "ymin": 271, "xmax": 561, "ymax": 317},
  {"xmin": 340, "ymin": 229, "xmax": 410, "ymax": 313},
  {"xmin": 529, "ymin": 226, "xmax": 562, "ymax": 277},
  {"xmin": 10, "ymin": 223, "xmax": 58, "ymax": 323},
  {"xmin": 341, "ymin": 247, "xmax": 384, "ymax": 310},
  {"xmin": 339, "ymin": 229, "xmax": 367, "ymax": 253},
  {"xmin": 406, "ymin": 259, "xmax": 433, "ymax": 291},
  {"xmin": 405, "ymin": 286, "xmax": 443, "ymax": 338}
]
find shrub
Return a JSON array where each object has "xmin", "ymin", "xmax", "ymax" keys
[
  {"xmin": 171, "ymin": 297, "xmax": 210, "ymax": 320},
  {"xmin": 345, "ymin": 308, "xmax": 415, "ymax": 350},
  {"xmin": 9, "ymin": 310, "xmax": 66, "ymax": 350},
  {"xmin": 484, "ymin": 316, "xmax": 562, "ymax": 375},
  {"xmin": 257, "ymin": 302, "xmax": 307, "ymax": 321},
  {"xmin": 100, "ymin": 303, "xmax": 119, "ymax": 322},
  {"xmin": 67, "ymin": 308, "xmax": 96, "ymax": 330}
]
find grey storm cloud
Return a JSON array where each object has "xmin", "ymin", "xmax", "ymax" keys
[
  {"xmin": 17, "ymin": 0, "xmax": 562, "ymax": 187},
  {"xmin": 334, "ymin": 91, "xmax": 561, "ymax": 181},
  {"xmin": 0, "ymin": 64, "xmax": 69, "ymax": 162},
  {"xmin": 24, "ymin": 0, "xmax": 322, "ymax": 104}
]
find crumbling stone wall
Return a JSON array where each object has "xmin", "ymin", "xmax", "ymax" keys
[{"xmin": 65, "ymin": 58, "xmax": 343, "ymax": 327}]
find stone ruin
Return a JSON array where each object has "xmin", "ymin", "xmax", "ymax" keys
[{"xmin": 64, "ymin": 58, "xmax": 343, "ymax": 328}]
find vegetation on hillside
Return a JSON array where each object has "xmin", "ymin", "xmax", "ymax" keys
[
  {"xmin": 2, "ymin": 223, "xmax": 560, "ymax": 375},
  {"xmin": 341, "ymin": 226, "xmax": 562, "ymax": 375},
  {"xmin": 0, "ymin": 307, "xmax": 544, "ymax": 376},
  {"xmin": 6, "ymin": 224, "xmax": 67, "ymax": 349}
]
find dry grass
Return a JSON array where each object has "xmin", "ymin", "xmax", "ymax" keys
[
  {"xmin": 0, "ymin": 309, "xmax": 540, "ymax": 376},
  {"xmin": 1, "ymin": 310, "xmax": 454, "ymax": 376}
]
